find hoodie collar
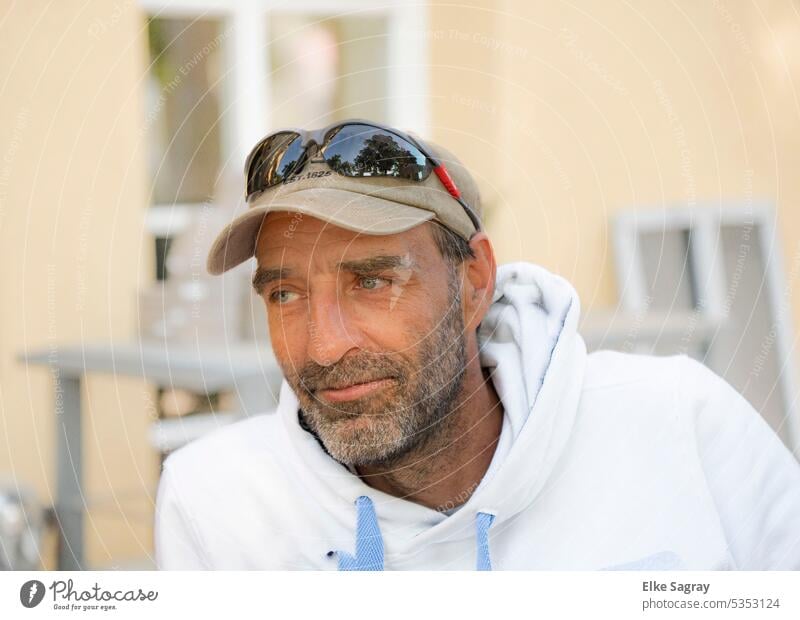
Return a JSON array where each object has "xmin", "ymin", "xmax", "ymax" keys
[{"xmin": 277, "ymin": 261, "xmax": 587, "ymax": 554}]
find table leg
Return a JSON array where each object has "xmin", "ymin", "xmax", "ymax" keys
[{"xmin": 54, "ymin": 374, "xmax": 83, "ymax": 570}]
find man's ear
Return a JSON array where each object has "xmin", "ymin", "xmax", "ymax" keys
[{"xmin": 461, "ymin": 232, "xmax": 496, "ymax": 331}]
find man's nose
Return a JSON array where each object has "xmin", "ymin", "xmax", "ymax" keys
[{"xmin": 306, "ymin": 293, "xmax": 358, "ymax": 366}]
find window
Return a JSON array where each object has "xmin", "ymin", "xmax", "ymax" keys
[
  {"xmin": 141, "ymin": 0, "xmax": 429, "ymax": 279},
  {"xmin": 146, "ymin": 15, "xmax": 225, "ymax": 206},
  {"xmin": 611, "ymin": 205, "xmax": 800, "ymax": 456},
  {"xmin": 268, "ymin": 13, "xmax": 391, "ymax": 128}
]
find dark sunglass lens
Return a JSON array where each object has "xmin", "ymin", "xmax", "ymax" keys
[
  {"xmin": 323, "ymin": 125, "xmax": 432, "ymax": 181},
  {"xmin": 247, "ymin": 132, "xmax": 304, "ymax": 195}
]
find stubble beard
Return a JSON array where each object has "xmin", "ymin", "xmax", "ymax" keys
[{"xmin": 287, "ymin": 285, "xmax": 468, "ymax": 469}]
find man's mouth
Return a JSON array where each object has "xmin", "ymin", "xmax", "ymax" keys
[{"xmin": 316, "ymin": 377, "xmax": 396, "ymax": 403}]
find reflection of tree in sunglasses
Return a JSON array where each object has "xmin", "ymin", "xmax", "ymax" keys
[
  {"xmin": 249, "ymin": 127, "xmax": 431, "ymax": 194},
  {"xmin": 278, "ymin": 158, "xmax": 300, "ymax": 179},
  {"xmin": 327, "ymin": 134, "xmax": 428, "ymax": 181}
]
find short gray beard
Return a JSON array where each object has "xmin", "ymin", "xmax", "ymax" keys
[{"xmin": 288, "ymin": 272, "xmax": 468, "ymax": 468}]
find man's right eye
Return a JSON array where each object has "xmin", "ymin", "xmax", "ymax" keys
[{"xmin": 268, "ymin": 289, "xmax": 299, "ymax": 304}]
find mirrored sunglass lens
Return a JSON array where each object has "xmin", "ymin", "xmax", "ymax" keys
[
  {"xmin": 323, "ymin": 125, "xmax": 432, "ymax": 181},
  {"xmin": 247, "ymin": 133, "xmax": 304, "ymax": 194}
]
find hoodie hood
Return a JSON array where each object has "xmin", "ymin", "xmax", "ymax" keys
[{"xmin": 277, "ymin": 261, "xmax": 588, "ymax": 568}]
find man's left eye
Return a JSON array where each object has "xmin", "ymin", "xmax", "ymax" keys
[{"xmin": 357, "ymin": 276, "xmax": 390, "ymax": 290}]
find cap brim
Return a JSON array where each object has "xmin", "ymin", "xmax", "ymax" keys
[{"xmin": 206, "ymin": 187, "xmax": 436, "ymax": 275}]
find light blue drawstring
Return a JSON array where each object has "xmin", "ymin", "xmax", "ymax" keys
[
  {"xmin": 328, "ymin": 496, "xmax": 385, "ymax": 570},
  {"xmin": 328, "ymin": 496, "xmax": 497, "ymax": 570},
  {"xmin": 475, "ymin": 511, "xmax": 496, "ymax": 570}
]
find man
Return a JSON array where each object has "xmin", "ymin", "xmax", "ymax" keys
[{"xmin": 155, "ymin": 120, "xmax": 800, "ymax": 570}]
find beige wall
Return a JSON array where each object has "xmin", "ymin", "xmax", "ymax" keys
[
  {"xmin": 0, "ymin": 1, "xmax": 154, "ymax": 568},
  {"xmin": 429, "ymin": 0, "xmax": 800, "ymax": 334}
]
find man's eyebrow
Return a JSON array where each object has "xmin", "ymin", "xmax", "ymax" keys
[
  {"xmin": 252, "ymin": 266, "xmax": 290, "ymax": 294},
  {"xmin": 336, "ymin": 255, "xmax": 414, "ymax": 274},
  {"xmin": 252, "ymin": 256, "xmax": 414, "ymax": 293}
]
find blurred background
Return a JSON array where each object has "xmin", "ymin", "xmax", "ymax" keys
[{"xmin": 1, "ymin": 0, "xmax": 799, "ymax": 570}]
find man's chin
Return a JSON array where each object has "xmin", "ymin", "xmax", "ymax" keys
[{"xmin": 315, "ymin": 416, "xmax": 411, "ymax": 467}]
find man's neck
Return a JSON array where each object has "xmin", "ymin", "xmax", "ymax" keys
[{"xmin": 354, "ymin": 358, "xmax": 504, "ymax": 513}]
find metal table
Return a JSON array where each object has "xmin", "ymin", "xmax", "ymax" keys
[{"xmin": 18, "ymin": 340, "xmax": 282, "ymax": 570}]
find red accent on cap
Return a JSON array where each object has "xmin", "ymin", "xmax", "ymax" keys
[{"xmin": 433, "ymin": 164, "xmax": 461, "ymax": 199}]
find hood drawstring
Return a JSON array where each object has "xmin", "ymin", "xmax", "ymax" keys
[
  {"xmin": 328, "ymin": 496, "xmax": 384, "ymax": 570},
  {"xmin": 475, "ymin": 511, "xmax": 496, "ymax": 570},
  {"xmin": 328, "ymin": 496, "xmax": 497, "ymax": 571}
]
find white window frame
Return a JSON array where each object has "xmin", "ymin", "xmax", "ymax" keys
[
  {"xmin": 140, "ymin": 0, "xmax": 430, "ymax": 234},
  {"xmin": 612, "ymin": 204, "xmax": 800, "ymax": 458}
]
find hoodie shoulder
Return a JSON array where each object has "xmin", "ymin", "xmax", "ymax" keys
[
  {"xmin": 154, "ymin": 412, "xmax": 291, "ymax": 569},
  {"xmin": 582, "ymin": 348, "xmax": 687, "ymax": 391},
  {"xmin": 160, "ymin": 412, "xmax": 285, "ymax": 481},
  {"xmin": 582, "ymin": 351, "xmax": 800, "ymax": 568},
  {"xmin": 673, "ymin": 355, "xmax": 800, "ymax": 568}
]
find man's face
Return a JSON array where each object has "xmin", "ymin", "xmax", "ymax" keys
[{"xmin": 253, "ymin": 212, "xmax": 469, "ymax": 467}]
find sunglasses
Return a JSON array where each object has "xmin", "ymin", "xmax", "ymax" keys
[{"xmin": 244, "ymin": 120, "xmax": 482, "ymax": 232}]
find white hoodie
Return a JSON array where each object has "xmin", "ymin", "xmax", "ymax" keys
[{"xmin": 154, "ymin": 262, "xmax": 800, "ymax": 570}]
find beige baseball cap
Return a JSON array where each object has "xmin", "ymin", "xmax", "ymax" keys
[{"xmin": 206, "ymin": 128, "xmax": 482, "ymax": 275}]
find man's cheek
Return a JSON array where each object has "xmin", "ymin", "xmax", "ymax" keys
[
  {"xmin": 351, "ymin": 294, "xmax": 432, "ymax": 329},
  {"xmin": 267, "ymin": 320, "xmax": 305, "ymax": 372}
]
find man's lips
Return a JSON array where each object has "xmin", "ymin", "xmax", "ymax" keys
[{"xmin": 316, "ymin": 378, "xmax": 396, "ymax": 402}]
